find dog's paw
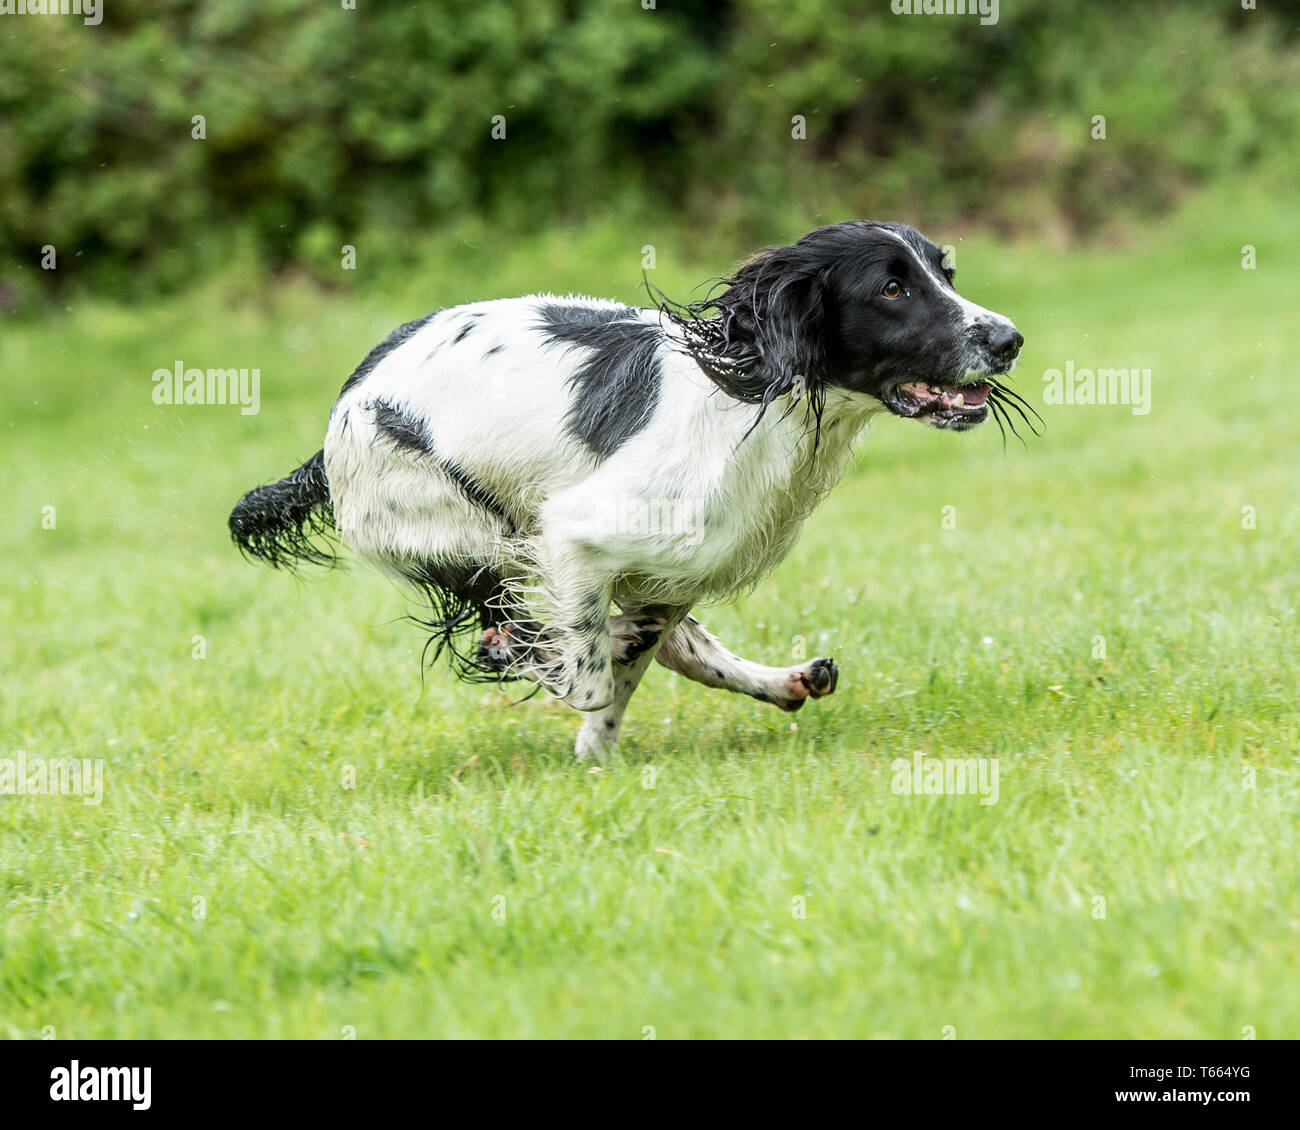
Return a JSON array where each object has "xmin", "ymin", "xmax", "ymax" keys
[
  {"xmin": 778, "ymin": 657, "xmax": 839, "ymax": 711},
  {"xmin": 803, "ymin": 657, "xmax": 839, "ymax": 696},
  {"xmin": 609, "ymin": 613, "xmax": 667, "ymax": 665}
]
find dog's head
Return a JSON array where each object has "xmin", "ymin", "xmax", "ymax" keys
[{"xmin": 668, "ymin": 220, "xmax": 1029, "ymax": 437}]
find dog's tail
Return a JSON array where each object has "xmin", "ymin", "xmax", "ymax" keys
[{"xmin": 228, "ymin": 450, "xmax": 339, "ymax": 569}]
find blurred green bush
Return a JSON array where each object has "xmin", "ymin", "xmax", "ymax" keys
[{"xmin": 1, "ymin": 0, "xmax": 1296, "ymax": 303}]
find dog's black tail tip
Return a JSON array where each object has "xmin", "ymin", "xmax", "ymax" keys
[{"xmin": 229, "ymin": 449, "xmax": 339, "ymax": 570}]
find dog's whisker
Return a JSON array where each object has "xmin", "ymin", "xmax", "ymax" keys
[
  {"xmin": 990, "ymin": 397, "xmax": 1020, "ymax": 451},
  {"xmin": 990, "ymin": 387, "xmax": 1041, "ymax": 439},
  {"xmin": 991, "ymin": 382, "xmax": 1044, "ymax": 427},
  {"xmin": 989, "ymin": 379, "xmax": 1045, "ymax": 432},
  {"xmin": 988, "ymin": 398, "xmax": 1010, "ymax": 452},
  {"xmin": 989, "ymin": 395, "xmax": 1027, "ymax": 450}
]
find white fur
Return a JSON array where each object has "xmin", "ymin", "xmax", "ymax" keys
[{"xmin": 322, "ymin": 295, "xmax": 871, "ymax": 756}]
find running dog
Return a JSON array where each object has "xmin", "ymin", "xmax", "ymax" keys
[{"xmin": 229, "ymin": 221, "xmax": 1028, "ymax": 759}]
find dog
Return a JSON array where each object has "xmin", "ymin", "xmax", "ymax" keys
[{"xmin": 230, "ymin": 220, "xmax": 1028, "ymax": 760}]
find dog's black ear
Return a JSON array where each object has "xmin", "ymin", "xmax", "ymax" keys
[
  {"xmin": 659, "ymin": 243, "xmax": 830, "ymax": 409},
  {"xmin": 735, "ymin": 248, "xmax": 829, "ymax": 404}
]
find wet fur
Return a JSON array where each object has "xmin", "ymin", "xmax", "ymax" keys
[{"xmin": 229, "ymin": 221, "xmax": 1024, "ymax": 758}]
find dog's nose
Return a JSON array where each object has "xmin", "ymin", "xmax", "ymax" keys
[{"xmin": 988, "ymin": 323, "xmax": 1023, "ymax": 363}]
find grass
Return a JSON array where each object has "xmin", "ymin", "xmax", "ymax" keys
[{"xmin": 1, "ymin": 180, "xmax": 1297, "ymax": 1038}]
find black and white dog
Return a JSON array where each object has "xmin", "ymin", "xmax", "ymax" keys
[{"xmin": 230, "ymin": 221, "xmax": 1026, "ymax": 760}]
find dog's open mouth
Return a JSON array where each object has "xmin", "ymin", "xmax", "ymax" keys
[{"xmin": 882, "ymin": 380, "xmax": 991, "ymax": 429}]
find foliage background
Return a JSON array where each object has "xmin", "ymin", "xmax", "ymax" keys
[{"xmin": 2, "ymin": 0, "xmax": 1299, "ymax": 303}]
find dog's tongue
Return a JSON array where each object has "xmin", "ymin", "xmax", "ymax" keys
[
  {"xmin": 940, "ymin": 382, "xmax": 989, "ymax": 407},
  {"xmin": 899, "ymin": 381, "xmax": 990, "ymax": 408}
]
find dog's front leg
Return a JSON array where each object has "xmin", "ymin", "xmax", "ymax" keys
[
  {"xmin": 477, "ymin": 539, "xmax": 641, "ymax": 708},
  {"xmin": 655, "ymin": 614, "xmax": 839, "ymax": 710},
  {"xmin": 575, "ymin": 606, "xmax": 689, "ymax": 763},
  {"xmin": 528, "ymin": 537, "xmax": 623, "ymax": 712}
]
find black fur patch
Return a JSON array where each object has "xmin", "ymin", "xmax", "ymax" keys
[
  {"xmin": 405, "ymin": 559, "xmax": 518, "ymax": 684},
  {"xmin": 336, "ymin": 312, "xmax": 437, "ymax": 402},
  {"xmin": 483, "ymin": 344, "xmax": 504, "ymax": 360},
  {"xmin": 536, "ymin": 302, "xmax": 663, "ymax": 458},
  {"xmin": 372, "ymin": 400, "xmax": 434, "ymax": 455},
  {"xmin": 228, "ymin": 449, "xmax": 337, "ymax": 569},
  {"xmin": 442, "ymin": 459, "xmax": 516, "ymax": 534},
  {"xmin": 369, "ymin": 400, "xmax": 515, "ymax": 533},
  {"xmin": 452, "ymin": 316, "xmax": 480, "ymax": 345}
]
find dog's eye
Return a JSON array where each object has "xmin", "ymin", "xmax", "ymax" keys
[{"xmin": 882, "ymin": 279, "xmax": 902, "ymax": 299}]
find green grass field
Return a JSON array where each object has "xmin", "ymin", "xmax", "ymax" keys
[{"xmin": 3, "ymin": 182, "xmax": 1297, "ymax": 1039}]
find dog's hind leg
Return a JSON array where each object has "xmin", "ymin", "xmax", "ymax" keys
[
  {"xmin": 573, "ymin": 606, "xmax": 688, "ymax": 762},
  {"xmin": 655, "ymin": 614, "xmax": 838, "ymax": 711}
]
